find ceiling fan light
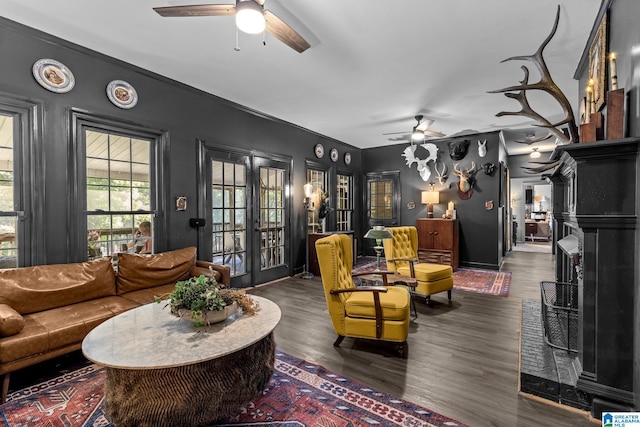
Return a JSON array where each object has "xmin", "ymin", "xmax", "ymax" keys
[
  {"xmin": 236, "ymin": 1, "xmax": 265, "ymax": 34},
  {"xmin": 530, "ymin": 148, "xmax": 541, "ymax": 158},
  {"xmin": 411, "ymin": 130, "xmax": 424, "ymax": 142}
]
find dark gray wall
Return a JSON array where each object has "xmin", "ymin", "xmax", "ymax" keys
[
  {"xmin": 0, "ymin": 17, "xmax": 364, "ymax": 274},
  {"xmin": 363, "ymin": 131, "xmax": 504, "ymax": 269}
]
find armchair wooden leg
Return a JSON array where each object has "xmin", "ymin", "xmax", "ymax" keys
[
  {"xmin": 447, "ymin": 289, "xmax": 452, "ymax": 301},
  {"xmin": 398, "ymin": 341, "xmax": 408, "ymax": 359},
  {"xmin": 1, "ymin": 372, "xmax": 9, "ymax": 404},
  {"xmin": 333, "ymin": 335, "xmax": 345, "ymax": 347}
]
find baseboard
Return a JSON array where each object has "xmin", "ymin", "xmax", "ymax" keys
[{"xmin": 460, "ymin": 261, "xmax": 500, "ymax": 271}]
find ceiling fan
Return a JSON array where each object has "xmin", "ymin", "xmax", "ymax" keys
[
  {"xmin": 153, "ymin": 0, "xmax": 311, "ymax": 53},
  {"xmin": 383, "ymin": 115, "xmax": 445, "ymax": 142}
]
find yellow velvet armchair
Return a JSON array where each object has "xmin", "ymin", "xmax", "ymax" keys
[
  {"xmin": 315, "ymin": 234, "xmax": 410, "ymax": 358},
  {"xmin": 382, "ymin": 226, "xmax": 454, "ymax": 304}
]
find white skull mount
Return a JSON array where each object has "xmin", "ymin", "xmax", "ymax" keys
[{"xmin": 478, "ymin": 140, "xmax": 487, "ymax": 158}]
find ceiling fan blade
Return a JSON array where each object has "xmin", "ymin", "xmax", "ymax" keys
[
  {"xmin": 423, "ymin": 130, "xmax": 445, "ymax": 138},
  {"xmin": 382, "ymin": 131, "xmax": 410, "ymax": 136},
  {"xmin": 153, "ymin": 4, "xmax": 235, "ymax": 17},
  {"xmin": 415, "ymin": 119, "xmax": 434, "ymax": 132},
  {"xmin": 264, "ymin": 10, "xmax": 310, "ymax": 53}
]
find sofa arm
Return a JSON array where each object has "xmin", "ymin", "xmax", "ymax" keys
[
  {"xmin": 0, "ymin": 304, "xmax": 25, "ymax": 337},
  {"xmin": 192, "ymin": 260, "xmax": 231, "ymax": 286}
]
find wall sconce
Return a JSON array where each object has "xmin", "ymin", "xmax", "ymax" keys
[
  {"xmin": 421, "ymin": 184, "xmax": 440, "ymax": 218},
  {"xmin": 363, "ymin": 226, "xmax": 394, "ymax": 271}
]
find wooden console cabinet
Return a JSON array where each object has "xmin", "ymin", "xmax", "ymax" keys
[{"xmin": 416, "ymin": 218, "xmax": 459, "ymax": 271}]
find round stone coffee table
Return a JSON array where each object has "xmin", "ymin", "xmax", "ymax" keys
[{"xmin": 82, "ymin": 295, "xmax": 281, "ymax": 426}]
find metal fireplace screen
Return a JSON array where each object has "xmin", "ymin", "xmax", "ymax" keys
[{"xmin": 540, "ymin": 281, "xmax": 578, "ymax": 353}]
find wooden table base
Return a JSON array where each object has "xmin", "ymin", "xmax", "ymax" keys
[{"xmin": 104, "ymin": 333, "xmax": 275, "ymax": 427}]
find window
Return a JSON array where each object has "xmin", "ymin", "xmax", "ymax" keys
[
  {"xmin": 369, "ymin": 180, "xmax": 393, "ymax": 220},
  {"xmin": 259, "ymin": 166, "xmax": 285, "ymax": 270},
  {"xmin": 336, "ymin": 173, "xmax": 353, "ymax": 231},
  {"xmin": 306, "ymin": 169, "xmax": 325, "ymax": 233},
  {"xmin": 211, "ymin": 160, "xmax": 247, "ymax": 277},
  {"xmin": 0, "ymin": 115, "xmax": 17, "ymax": 267},
  {"xmin": 85, "ymin": 130, "xmax": 153, "ymax": 258}
]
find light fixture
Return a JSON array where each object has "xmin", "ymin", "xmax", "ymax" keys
[
  {"xmin": 421, "ymin": 184, "xmax": 440, "ymax": 218},
  {"xmin": 363, "ymin": 226, "xmax": 394, "ymax": 272},
  {"xmin": 530, "ymin": 147, "xmax": 541, "ymax": 158},
  {"xmin": 301, "ymin": 182, "xmax": 315, "ymax": 279},
  {"xmin": 411, "ymin": 128, "xmax": 424, "ymax": 142},
  {"xmin": 235, "ymin": 1, "xmax": 266, "ymax": 34}
]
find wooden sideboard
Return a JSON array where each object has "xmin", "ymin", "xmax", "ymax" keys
[
  {"xmin": 416, "ymin": 218, "xmax": 459, "ymax": 271},
  {"xmin": 308, "ymin": 231, "xmax": 356, "ymax": 277}
]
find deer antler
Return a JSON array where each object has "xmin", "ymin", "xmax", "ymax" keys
[
  {"xmin": 521, "ymin": 160, "xmax": 562, "ymax": 174},
  {"xmin": 488, "ymin": 5, "xmax": 578, "ymax": 145},
  {"xmin": 467, "ymin": 161, "xmax": 476, "ymax": 174}
]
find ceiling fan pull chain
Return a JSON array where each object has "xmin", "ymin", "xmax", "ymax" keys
[
  {"xmin": 263, "ymin": 29, "xmax": 266, "ymax": 46},
  {"xmin": 234, "ymin": 26, "xmax": 241, "ymax": 51}
]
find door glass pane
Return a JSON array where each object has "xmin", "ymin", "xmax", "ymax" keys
[
  {"xmin": 0, "ymin": 115, "xmax": 17, "ymax": 268},
  {"xmin": 369, "ymin": 180, "xmax": 393, "ymax": 220},
  {"xmin": 212, "ymin": 159, "xmax": 247, "ymax": 277},
  {"xmin": 306, "ymin": 169, "xmax": 325, "ymax": 233},
  {"xmin": 260, "ymin": 166, "xmax": 285, "ymax": 270},
  {"xmin": 336, "ymin": 174, "xmax": 353, "ymax": 231}
]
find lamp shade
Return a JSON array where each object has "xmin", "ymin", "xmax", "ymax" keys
[
  {"xmin": 363, "ymin": 226, "xmax": 393, "ymax": 241},
  {"xmin": 236, "ymin": 1, "xmax": 266, "ymax": 34},
  {"xmin": 421, "ymin": 191, "xmax": 440, "ymax": 204}
]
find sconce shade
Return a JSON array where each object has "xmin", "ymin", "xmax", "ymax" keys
[
  {"xmin": 303, "ymin": 183, "xmax": 313, "ymax": 198},
  {"xmin": 421, "ymin": 191, "xmax": 440, "ymax": 204},
  {"xmin": 236, "ymin": 1, "xmax": 266, "ymax": 34}
]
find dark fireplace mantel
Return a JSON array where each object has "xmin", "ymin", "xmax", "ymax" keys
[{"xmin": 548, "ymin": 137, "xmax": 640, "ymax": 418}]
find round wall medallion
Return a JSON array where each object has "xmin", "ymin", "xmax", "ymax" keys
[
  {"xmin": 330, "ymin": 148, "xmax": 339, "ymax": 162},
  {"xmin": 344, "ymin": 152, "xmax": 351, "ymax": 165},
  {"xmin": 314, "ymin": 143, "xmax": 325, "ymax": 158},
  {"xmin": 106, "ymin": 80, "xmax": 138, "ymax": 109}
]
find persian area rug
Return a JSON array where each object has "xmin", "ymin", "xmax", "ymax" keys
[
  {"xmin": 353, "ymin": 258, "xmax": 511, "ymax": 297},
  {"xmin": 0, "ymin": 351, "xmax": 468, "ymax": 427}
]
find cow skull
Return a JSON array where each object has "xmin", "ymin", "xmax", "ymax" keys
[
  {"xmin": 453, "ymin": 162, "xmax": 477, "ymax": 199},
  {"xmin": 401, "ymin": 142, "xmax": 439, "ymax": 182}
]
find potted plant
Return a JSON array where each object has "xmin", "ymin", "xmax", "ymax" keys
[{"xmin": 155, "ymin": 273, "xmax": 258, "ymax": 327}]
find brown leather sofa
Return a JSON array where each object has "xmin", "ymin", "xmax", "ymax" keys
[{"xmin": 0, "ymin": 246, "xmax": 230, "ymax": 403}]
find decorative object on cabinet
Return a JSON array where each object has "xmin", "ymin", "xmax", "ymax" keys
[
  {"xmin": 421, "ymin": 184, "xmax": 439, "ymax": 218},
  {"xmin": 106, "ymin": 80, "xmax": 138, "ymax": 109},
  {"xmin": 416, "ymin": 218, "xmax": 459, "ymax": 271},
  {"xmin": 344, "ymin": 152, "xmax": 351, "ymax": 165},
  {"xmin": 445, "ymin": 201, "xmax": 456, "ymax": 220},
  {"xmin": 588, "ymin": 9, "xmax": 607, "ymax": 112},
  {"xmin": 452, "ymin": 162, "xmax": 477, "ymax": 200},
  {"xmin": 301, "ymin": 182, "xmax": 315, "ymax": 279},
  {"xmin": 401, "ymin": 142, "xmax": 438, "ymax": 182},
  {"xmin": 478, "ymin": 140, "xmax": 487, "ymax": 157},
  {"xmin": 330, "ymin": 148, "xmax": 339, "ymax": 163},
  {"xmin": 32, "ymin": 59, "xmax": 75, "ymax": 93},
  {"xmin": 314, "ymin": 143, "xmax": 324, "ymax": 159},
  {"xmin": 434, "ymin": 162, "xmax": 448, "ymax": 184},
  {"xmin": 447, "ymin": 139, "xmax": 470, "ymax": 160},
  {"xmin": 363, "ymin": 226, "xmax": 393, "ymax": 271}
]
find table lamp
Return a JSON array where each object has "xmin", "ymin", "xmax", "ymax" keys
[
  {"xmin": 364, "ymin": 226, "xmax": 393, "ymax": 271},
  {"xmin": 421, "ymin": 188, "xmax": 440, "ymax": 218}
]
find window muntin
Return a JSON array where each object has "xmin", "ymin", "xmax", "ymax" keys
[
  {"xmin": 336, "ymin": 173, "xmax": 353, "ymax": 231},
  {"xmin": 368, "ymin": 180, "xmax": 393, "ymax": 220}
]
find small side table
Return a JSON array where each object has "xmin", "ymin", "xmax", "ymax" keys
[{"xmin": 356, "ymin": 273, "xmax": 418, "ymax": 319}]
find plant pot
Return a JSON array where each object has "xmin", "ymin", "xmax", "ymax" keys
[{"xmin": 177, "ymin": 302, "xmax": 238, "ymax": 326}]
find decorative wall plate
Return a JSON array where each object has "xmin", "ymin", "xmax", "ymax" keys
[
  {"xmin": 330, "ymin": 148, "xmax": 339, "ymax": 162},
  {"xmin": 32, "ymin": 59, "xmax": 75, "ymax": 93},
  {"xmin": 106, "ymin": 80, "xmax": 138, "ymax": 109},
  {"xmin": 314, "ymin": 143, "xmax": 324, "ymax": 159},
  {"xmin": 344, "ymin": 152, "xmax": 351, "ymax": 165}
]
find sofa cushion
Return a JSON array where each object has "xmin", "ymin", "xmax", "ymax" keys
[
  {"xmin": 0, "ymin": 257, "xmax": 116, "ymax": 315},
  {"xmin": 0, "ymin": 304, "xmax": 25, "ymax": 337},
  {"xmin": 119, "ymin": 283, "xmax": 177, "ymax": 305},
  {"xmin": 117, "ymin": 247, "xmax": 196, "ymax": 294}
]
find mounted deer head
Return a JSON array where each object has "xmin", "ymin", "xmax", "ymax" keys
[
  {"xmin": 452, "ymin": 162, "xmax": 477, "ymax": 200},
  {"xmin": 478, "ymin": 140, "xmax": 487, "ymax": 158},
  {"xmin": 435, "ymin": 162, "xmax": 448, "ymax": 185}
]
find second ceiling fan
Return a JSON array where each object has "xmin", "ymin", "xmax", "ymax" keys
[
  {"xmin": 384, "ymin": 115, "xmax": 445, "ymax": 142},
  {"xmin": 153, "ymin": 0, "xmax": 310, "ymax": 53}
]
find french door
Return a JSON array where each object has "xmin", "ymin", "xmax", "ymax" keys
[{"xmin": 200, "ymin": 144, "xmax": 290, "ymax": 287}]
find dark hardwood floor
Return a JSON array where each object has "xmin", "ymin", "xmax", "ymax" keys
[
  {"xmin": 7, "ymin": 250, "xmax": 598, "ymax": 426},
  {"xmin": 250, "ymin": 251, "xmax": 598, "ymax": 427}
]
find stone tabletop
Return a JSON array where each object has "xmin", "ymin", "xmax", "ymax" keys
[{"xmin": 82, "ymin": 295, "xmax": 281, "ymax": 369}]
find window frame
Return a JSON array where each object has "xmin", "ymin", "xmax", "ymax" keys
[{"xmin": 70, "ymin": 110, "xmax": 168, "ymax": 262}]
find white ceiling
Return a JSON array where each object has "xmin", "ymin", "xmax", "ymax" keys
[{"xmin": 0, "ymin": 0, "xmax": 601, "ymax": 155}]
